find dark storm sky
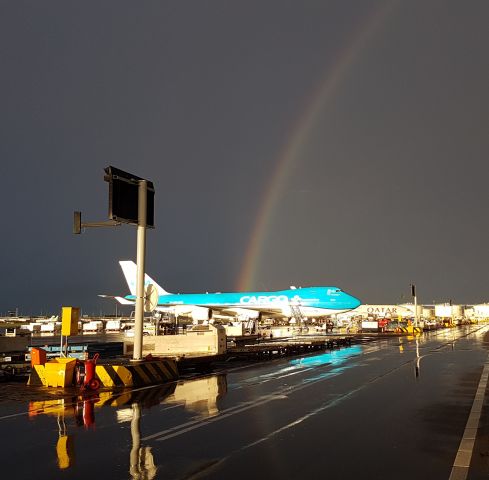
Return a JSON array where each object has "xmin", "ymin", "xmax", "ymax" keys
[{"xmin": 1, "ymin": 1, "xmax": 488, "ymax": 315}]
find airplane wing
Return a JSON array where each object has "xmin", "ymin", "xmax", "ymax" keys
[
  {"xmin": 151, "ymin": 301, "xmax": 283, "ymax": 317},
  {"xmin": 192, "ymin": 304, "xmax": 284, "ymax": 317},
  {"xmin": 98, "ymin": 294, "xmax": 135, "ymax": 305}
]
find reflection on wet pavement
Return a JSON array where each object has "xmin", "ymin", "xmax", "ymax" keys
[
  {"xmin": 2, "ymin": 326, "xmax": 489, "ymax": 479},
  {"xmin": 21, "ymin": 374, "xmax": 228, "ymax": 478},
  {"xmin": 163, "ymin": 375, "xmax": 227, "ymax": 417}
]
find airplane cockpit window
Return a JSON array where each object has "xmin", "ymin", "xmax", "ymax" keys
[{"xmin": 327, "ymin": 288, "xmax": 342, "ymax": 295}]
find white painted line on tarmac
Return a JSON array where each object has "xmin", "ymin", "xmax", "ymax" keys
[
  {"xmin": 448, "ymin": 355, "xmax": 489, "ymax": 480},
  {"xmin": 142, "ymin": 392, "xmax": 288, "ymax": 441},
  {"xmin": 0, "ymin": 411, "xmax": 32, "ymax": 421},
  {"xmin": 142, "ymin": 356, "xmax": 412, "ymax": 443},
  {"xmin": 143, "ymin": 364, "xmax": 352, "ymax": 442}
]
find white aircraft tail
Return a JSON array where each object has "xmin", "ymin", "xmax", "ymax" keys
[{"xmin": 119, "ymin": 261, "xmax": 170, "ymax": 296}]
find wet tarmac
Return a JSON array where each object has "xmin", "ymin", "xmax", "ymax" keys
[{"xmin": 2, "ymin": 325, "xmax": 489, "ymax": 479}]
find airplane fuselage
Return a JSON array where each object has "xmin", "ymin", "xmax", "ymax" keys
[{"xmin": 126, "ymin": 286, "xmax": 361, "ymax": 316}]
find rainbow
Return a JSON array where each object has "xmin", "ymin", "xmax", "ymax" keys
[{"xmin": 237, "ymin": 2, "xmax": 397, "ymax": 291}]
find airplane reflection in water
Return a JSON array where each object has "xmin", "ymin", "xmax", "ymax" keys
[
  {"xmin": 230, "ymin": 345, "xmax": 364, "ymax": 391},
  {"xmin": 289, "ymin": 345, "xmax": 363, "ymax": 368},
  {"xmin": 288, "ymin": 346, "xmax": 363, "ymax": 383},
  {"xmin": 27, "ymin": 375, "xmax": 227, "ymax": 478}
]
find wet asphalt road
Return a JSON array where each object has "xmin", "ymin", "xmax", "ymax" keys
[{"xmin": 2, "ymin": 325, "xmax": 489, "ymax": 479}]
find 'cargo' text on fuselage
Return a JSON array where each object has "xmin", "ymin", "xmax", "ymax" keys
[{"xmin": 239, "ymin": 295, "xmax": 289, "ymax": 305}]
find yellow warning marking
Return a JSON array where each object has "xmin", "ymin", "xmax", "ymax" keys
[
  {"xmin": 160, "ymin": 361, "xmax": 174, "ymax": 378},
  {"xmin": 133, "ymin": 365, "xmax": 151, "ymax": 384},
  {"xmin": 164, "ymin": 360, "xmax": 179, "ymax": 378},
  {"xmin": 112, "ymin": 391, "xmax": 133, "ymax": 406},
  {"xmin": 114, "ymin": 365, "xmax": 133, "ymax": 386},
  {"xmin": 29, "ymin": 399, "xmax": 67, "ymax": 416},
  {"xmin": 145, "ymin": 363, "xmax": 163, "ymax": 382},
  {"xmin": 94, "ymin": 391, "xmax": 115, "ymax": 407},
  {"xmin": 159, "ymin": 362, "xmax": 176, "ymax": 380},
  {"xmin": 157, "ymin": 360, "xmax": 177, "ymax": 378},
  {"xmin": 56, "ymin": 435, "xmax": 75, "ymax": 469},
  {"xmin": 96, "ymin": 366, "xmax": 116, "ymax": 387},
  {"xmin": 96, "ymin": 362, "xmax": 180, "ymax": 388}
]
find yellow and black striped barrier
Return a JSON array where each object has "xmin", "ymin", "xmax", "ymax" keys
[
  {"xmin": 28, "ymin": 359, "xmax": 178, "ymax": 387},
  {"xmin": 395, "ymin": 326, "xmax": 423, "ymax": 334},
  {"xmin": 95, "ymin": 359, "xmax": 178, "ymax": 388}
]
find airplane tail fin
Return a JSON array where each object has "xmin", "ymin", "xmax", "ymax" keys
[{"xmin": 119, "ymin": 261, "xmax": 170, "ymax": 296}]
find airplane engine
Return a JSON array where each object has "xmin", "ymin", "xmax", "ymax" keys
[{"xmin": 184, "ymin": 307, "xmax": 213, "ymax": 322}]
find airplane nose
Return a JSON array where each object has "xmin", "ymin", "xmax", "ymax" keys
[{"xmin": 349, "ymin": 294, "xmax": 361, "ymax": 308}]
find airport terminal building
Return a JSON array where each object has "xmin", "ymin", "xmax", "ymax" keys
[{"xmin": 339, "ymin": 303, "xmax": 489, "ymax": 322}]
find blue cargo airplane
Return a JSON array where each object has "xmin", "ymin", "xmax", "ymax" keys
[{"xmin": 113, "ymin": 261, "xmax": 361, "ymax": 320}]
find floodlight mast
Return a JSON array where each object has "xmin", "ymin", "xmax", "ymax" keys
[
  {"xmin": 74, "ymin": 167, "xmax": 154, "ymax": 362},
  {"xmin": 411, "ymin": 284, "xmax": 418, "ymax": 328},
  {"xmin": 133, "ymin": 180, "xmax": 147, "ymax": 361}
]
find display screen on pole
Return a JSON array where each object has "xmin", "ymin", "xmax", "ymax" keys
[{"xmin": 104, "ymin": 166, "xmax": 155, "ymax": 227}]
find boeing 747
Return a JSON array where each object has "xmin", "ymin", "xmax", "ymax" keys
[{"xmin": 112, "ymin": 261, "xmax": 361, "ymax": 321}]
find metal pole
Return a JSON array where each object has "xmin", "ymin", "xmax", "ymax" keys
[
  {"xmin": 411, "ymin": 284, "xmax": 418, "ymax": 328},
  {"xmin": 129, "ymin": 403, "xmax": 141, "ymax": 477},
  {"xmin": 133, "ymin": 180, "xmax": 147, "ymax": 361},
  {"xmin": 414, "ymin": 294, "xmax": 418, "ymax": 328}
]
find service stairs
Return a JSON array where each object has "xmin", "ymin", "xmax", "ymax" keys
[{"xmin": 289, "ymin": 302, "xmax": 306, "ymax": 326}]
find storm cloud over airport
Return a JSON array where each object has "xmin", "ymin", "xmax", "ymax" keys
[{"xmin": 1, "ymin": 1, "xmax": 489, "ymax": 314}]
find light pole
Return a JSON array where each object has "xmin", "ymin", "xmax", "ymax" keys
[
  {"xmin": 133, "ymin": 180, "xmax": 147, "ymax": 361},
  {"xmin": 411, "ymin": 284, "xmax": 418, "ymax": 328},
  {"xmin": 74, "ymin": 167, "xmax": 155, "ymax": 362}
]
